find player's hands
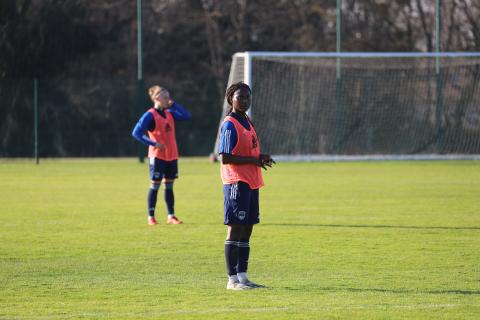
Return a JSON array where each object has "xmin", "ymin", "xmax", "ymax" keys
[
  {"xmin": 154, "ymin": 142, "xmax": 165, "ymax": 150},
  {"xmin": 258, "ymin": 154, "xmax": 275, "ymax": 170},
  {"xmin": 167, "ymin": 99, "xmax": 174, "ymax": 108}
]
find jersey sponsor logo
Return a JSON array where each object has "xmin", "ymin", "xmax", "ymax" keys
[
  {"xmin": 237, "ymin": 210, "xmax": 246, "ymax": 220},
  {"xmin": 252, "ymin": 135, "xmax": 257, "ymax": 149},
  {"xmin": 165, "ymin": 123, "xmax": 172, "ymax": 132}
]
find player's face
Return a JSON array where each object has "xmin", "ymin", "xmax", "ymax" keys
[
  {"xmin": 153, "ymin": 90, "xmax": 170, "ymax": 108},
  {"xmin": 232, "ymin": 87, "xmax": 251, "ymax": 114}
]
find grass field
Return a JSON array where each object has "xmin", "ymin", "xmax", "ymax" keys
[{"xmin": 1, "ymin": 158, "xmax": 479, "ymax": 319}]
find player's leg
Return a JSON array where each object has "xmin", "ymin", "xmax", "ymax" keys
[
  {"xmin": 147, "ymin": 157, "xmax": 166, "ymax": 225},
  {"xmin": 224, "ymin": 183, "xmax": 240, "ymax": 286},
  {"xmin": 236, "ymin": 187, "xmax": 264, "ymax": 287},
  {"xmin": 224, "ymin": 182, "xmax": 257, "ymax": 290},
  {"xmin": 236, "ymin": 224, "xmax": 253, "ymax": 283},
  {"xmin": 147, "ymin": 180, "xmax": 161, "ymax": 225},
  {"xmin": 165, "ymin": 160, "xmax": 182, "ymax": 224},
  {"xmin": 237, "ymin": 225, "xmax": 264, "ymax": 288},
  {"xmin": 236, "ymin": 183, "xmax": 255, "ymax": 282},
  {"xmin": 225, "ymin": 224, "xmax": 241, "ymax": 289}
]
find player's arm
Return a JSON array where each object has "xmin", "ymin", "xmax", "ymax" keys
[
  {"xmin": 220, "ymin": 154, "xmax": 275, "ymax": 170},
  {"xmin": 166, "ymin": 100, "xmax": 192, "ymax": 121},
  {"xmin": 131, "ymin": 112, "xmax": 163, "ymax": 148},
  {"xmin": 219, "ymin": 153, "xmax": 257, "ymax": 165}
]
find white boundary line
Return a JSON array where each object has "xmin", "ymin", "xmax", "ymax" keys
[{"xmin": 272, "ymin": 154, "xmax": 480, "ymax": 162}]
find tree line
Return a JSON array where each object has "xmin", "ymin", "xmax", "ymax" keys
[{"xmin": 1, "ymin": 0, "xmax": 479, "ymax": 156}]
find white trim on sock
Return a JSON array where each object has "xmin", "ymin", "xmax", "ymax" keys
[{"xmin": 228, "ymin": 275, "xmax": 239, "ymax": 283}]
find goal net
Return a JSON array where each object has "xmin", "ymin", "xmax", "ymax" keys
[{"xmin": 213, "ymin": 52, "xmax": 480, "ymax": 161}]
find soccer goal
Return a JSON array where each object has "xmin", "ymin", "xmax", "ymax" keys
[{"xmin": 213, "ymin": 52, "xmax": 480, "ymax": 161}]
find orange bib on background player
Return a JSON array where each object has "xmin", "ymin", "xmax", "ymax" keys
[
  {"xmin": 220, "ymin": 115, "xmax": 264, "ymax": 189},
  {"xmin": 147, "ymin": 108, "xmax": 178, "ymax": 161}
]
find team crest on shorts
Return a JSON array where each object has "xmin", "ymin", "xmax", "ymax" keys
[{"xmin": 237, "ymin": 211, "xmax": 246, "ymax": 220}]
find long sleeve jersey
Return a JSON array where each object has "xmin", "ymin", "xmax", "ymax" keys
[{"xmin": 131, "ymin": 102, "xmax": 191, "ymax": 146}]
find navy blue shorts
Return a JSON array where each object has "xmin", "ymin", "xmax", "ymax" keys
[
  {"xmin": 149, "ymin": 158, "xmax": 178, "ymax": 181},
  {"xmin": 223, "ymin": 181, "xmax": 259, "ymax": 225}
]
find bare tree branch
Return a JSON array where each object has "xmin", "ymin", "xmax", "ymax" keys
[{"xmin": 415, "ymin": 0, "xmax": 433, "ymax": 51}]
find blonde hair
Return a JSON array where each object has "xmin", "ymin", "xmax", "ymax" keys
[{"xmin": 148, "ymin": 85, "xmax": 168, "ymax": 102}]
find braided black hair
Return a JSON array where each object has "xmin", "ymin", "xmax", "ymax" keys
[{"xmin": 225, "ymin": 82, "xmax": 251, "ymax": 113}]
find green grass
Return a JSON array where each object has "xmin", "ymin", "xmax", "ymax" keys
[{"xmin": 1, "ymin": 158, "xmax": 479, "ymax": 319}]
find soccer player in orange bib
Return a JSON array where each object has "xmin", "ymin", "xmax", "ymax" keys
[
  {"xmin": 132, "ymin": 85, "xmax": 191, "ymax": 225},
  {"xmin": 218, "ymin": 82, "xmax": 275, "ymax": 290}
]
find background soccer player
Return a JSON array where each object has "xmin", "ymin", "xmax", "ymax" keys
[
  {"xmin": 132, "ymin": 85, "xmax": 191, "ymax": 225},
  {"xmin": 218, "ymin": 82, "xmax": 275, "ymax": 290}
]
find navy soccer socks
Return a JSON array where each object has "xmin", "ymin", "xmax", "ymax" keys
[
  {"xmin": 164, "ymin": 182, "xmax": 175, "ymax": 215},
  {"xmin": 147, "ymin": 187, "xmax": 159, "ymax": 217},
  {"xmin": 225, "ymin": 240, "xmax": 239, "ymax": 277},
  {"xmin": 225, "ymin": 240, "xmax": 250, "ymax": 282},
  {"xmin": 237, "ymin": 240, "xmax": 250, "ymax": 274},
  {"xmin": 148, "ymin": 182, "xmax": 175, "ymax": 217}
]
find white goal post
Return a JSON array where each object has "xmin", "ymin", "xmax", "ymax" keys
[{"xmin": 213, "ymin": 52, "xmax": 480, "ymax": 161}]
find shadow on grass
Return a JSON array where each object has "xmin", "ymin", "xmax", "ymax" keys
[
  {"xmin": 282, "ymin": 286, "xmax": 480, "ymax": 295},
  {"xmin": 264, "ymin": 223, "xmax": 480, "ymax": 231}
]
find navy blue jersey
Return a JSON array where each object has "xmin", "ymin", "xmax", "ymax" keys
[
  {"xmin": 218, "ymin": 112, "xmax": 251, "ymax": 155},
  {"xmin": 132, "ymin": 102, "xmax": 191, "ymax": 146}
]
